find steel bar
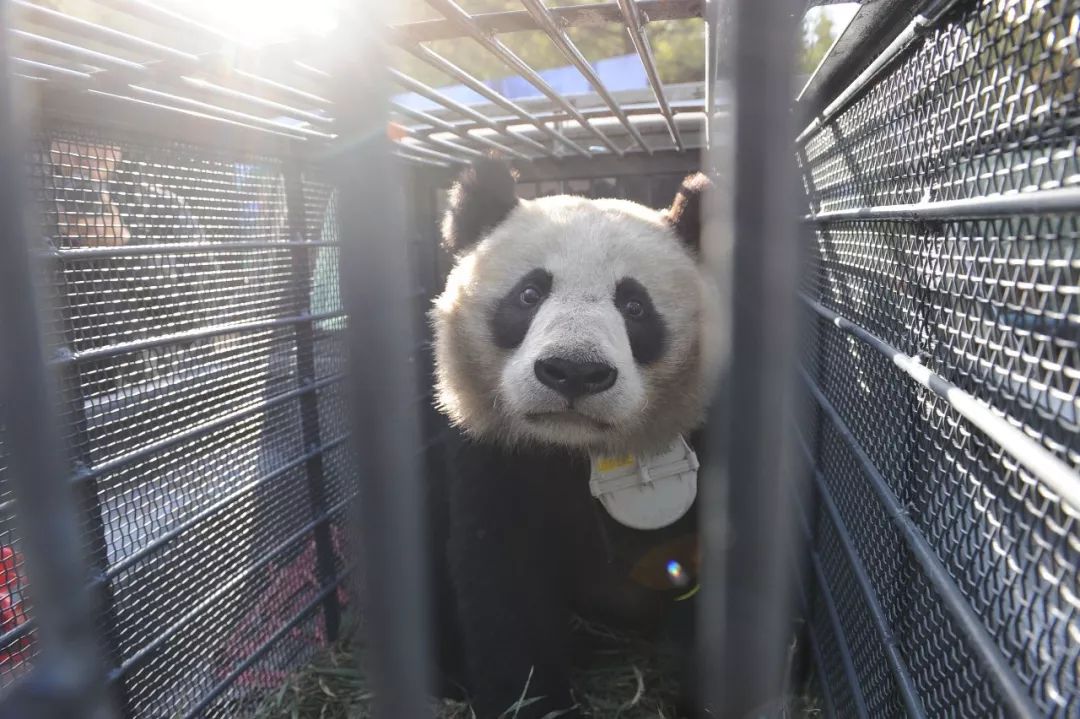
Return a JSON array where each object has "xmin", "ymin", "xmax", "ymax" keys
[
  {"xmin": 698, "ymin": 0, "xmax": 805, "ymax": 715},
  {"xmin": 329, "ymin": 4, "xmax": 434, "ymax": 715},
  {"xmin": 12, "ymin": 0, "xmax": 197, "ymax": 62},
  {"xmin": 97, "ymin": 0, "xmax": 335, "ymax": 107},
  {"xmin": 284, "ymin": 160, "xmax": 342, "ymax": 643},
  {"xmin": 800, "ymin": 368, "xmax": 1044, "ymax": 718},
  {"xmin": 37, "ymin": 87, "xmax": 304, "ymax": 158},
  {"xmin": 804, "ymin": 187, "xmax": 1080, "ymax": 222},
  {"xmin": 519, "ymin": 0, "xmax": 650, "ymax": 153},
  {"xmin": 9, "ymin": 28, "xmax": 146, "ymax": 71},
  {"xmin": 423, "ymin": 0, "xmax": 624, "ymax": 155},
  {"xmin": 0, "ymin": 6, "xmax": 116, "ymax": 715},
  {"xmin": 51, "ymin": 240, "xmax": 339, "ymax": 258},
  {"xmin": 797, "ymin": 0, "xmax": 964, "ymax": 143},
  {"xmin": 52, "ymin": 311, "xmax": 346, "ymax": 365},
  {"xmin": 793, "ymin": 432, "xmax": 927, "ymax": 718},
  {"xmin": 802, "ymin": 295, "xmax": 1080, "ymax": 511},
  {"xmin": 392, "ymin": 0, "xmax": 704, "ymax": 43},
  {"xmin": 178, "ymin": 77, "xmax": 331, "ymax": 125},
  {"xmin": 514, "ymin": 147, "xmax": 697, "ymax": 181},
  {"xmin": 71, "ymin": 373, "xmax": 345, "ymax": 484},
  {"xmin": 616, "ymin": 0, "xmax": 683, "ymax": 150},
  {"xmin": 101, "ymin": 0, "xmax": 246, "ymax": 45},
  {"xmin": 129, "ymin": 85, "xmax": 335, "ymax": 138},
  {"xmin": 388, "ymin": 79, "xmax": 533, "ymax": 159},
  {"xmin": 396, "ymin": 139, "xmax": 468, "ymax": 165},
  {"xmin": 702, "ymin": 0, "xmax": 719, "ymax": 150},
  {"xmin": 12, "ymin": 56, "xmax": 92, "ymax": 79},
  {"xmin": 109, "ymin": 495, "xmax": 353, "ymax": 680},
  {"xmin": 795, "ymin": 0, "xmax": 914, "ymax": 111},
  {"xmin": 394, "ymin": 96, "xmax": 705, "ymax": 136},
  {"xmin": 178, "ymin": 571, "xmax": 350, "ymax": 719},
  {"xmin": 293, "ymin": 60, "xmax": 329, "ymax": 78},
  {"xmin": 396, "ymin": 150, "xmax": 452, "ymax": 168},
  {"xmin": 392, "ymin": 120, "xmax": 485, "ymax": 160},
  {"xmin": 233, "ymin": 68, "xmax": 331, "ymax": 107},
  {"xmin": 396, "ymin": 44, "xmax": 589, "ymax": 157},
  {"xmin": 86, "ymin": 88, "xmax": 311, "ymax": 141}
]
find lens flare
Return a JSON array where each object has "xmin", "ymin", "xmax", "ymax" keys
[{"xmin": 666, "ymin": 559, "xmax": 690, "ymax": 587}]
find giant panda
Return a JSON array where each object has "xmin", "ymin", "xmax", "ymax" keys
[{"xmin": 428, "ymin": 158, "xmax": 722, "ymax": 719}]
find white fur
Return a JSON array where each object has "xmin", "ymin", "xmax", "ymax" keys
[{"xmin": 432, "ymin": 194, "xmax": 723, "ymax": 455}]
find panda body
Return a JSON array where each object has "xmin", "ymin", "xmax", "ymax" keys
[{"xmin": 428, "ymin": 160, "xmax": 720, "ymax": 719}]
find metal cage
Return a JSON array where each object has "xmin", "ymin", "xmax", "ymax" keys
[{"xmin": 0, "ymin": 0, "xmax": 1076, "ymax": 717}]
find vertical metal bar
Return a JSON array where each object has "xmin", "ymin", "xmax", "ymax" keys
[
  {"xmin": 702, "ymin": 0, "xmax": 719, "ymax": 152},
  {"xmin": 616, "ymin": 0, "xmax": 683, "ymax": 150},
  {"xmin": 698, "ymin": 0, "xmax": 805, "ymax": 716},
  {"xmin": 0, "ymin": 2, "xmax": 116, "ymax": 717},
  {"xmin": 396, "ymin": 43, "xmax": 590, "ymax": 157},
  {"xmin": 422, "ymin": 0, "xmax": 625, "ymax": 155},
  {"xmin": 283, "ymin": 161, "xmax": 342, "ymax": 643},
  {"xmin": 327, "ymin": 5, "xmax": 432, "ymax": 717},
  {"xmin": 518, "ymin": 0, "xmax": 652, "ymax": 153},
  {"xmin": 55, "ymin": 341, "xmax": 131, "ymax": 719}
]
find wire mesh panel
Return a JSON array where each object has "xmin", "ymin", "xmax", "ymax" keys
[
  {"xmin": 797, "ymin": 1, "xmax": 1079, "ymax": 717},
  {"xmin": 9, "ymin": 123, "xmax": 354, "ymax": 718},
  {"xmin": 0, "ymin": 420, "xmax": 35, "ymax": 690}
]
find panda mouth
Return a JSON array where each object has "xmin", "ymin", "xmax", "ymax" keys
[{"xmin": 524, "ymin": 410, "xmax": 612, "ymax": 430}]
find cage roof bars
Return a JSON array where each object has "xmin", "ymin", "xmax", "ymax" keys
[{"xmin": 7, "ymin": 0, "xmax": 721, "ymax": 166}]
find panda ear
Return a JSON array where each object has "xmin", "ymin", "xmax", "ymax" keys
[
  {"xmin": 441, "ymin": 158, "xmax": 519, "ymax": 252},
  {"xmin": 662, "ymin": 172, "xmax": 711, "ymax": 255}
]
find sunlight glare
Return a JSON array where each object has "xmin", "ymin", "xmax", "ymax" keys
[{"xmin": 158, "ymin": 0, "xmax": 343, "ymax": 46}]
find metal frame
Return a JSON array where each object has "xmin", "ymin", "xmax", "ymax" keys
[
  {"xmin": 5, "ymin": 1, "xmax": 1078, "ymax": 719},
  {"xmin": 9, "ymin": 0, "xmax": 712, "ymax": 167},
  {"xmin": 698, "ymin": 0, "xmax": 806, "ymax": 716},
  {"xmin": 0, "ymin": 3, "xmax": 114, "ymax": 717},
  {"xmin": 328, "ymin": 8, "xmax": 433, "ymax": 717}
]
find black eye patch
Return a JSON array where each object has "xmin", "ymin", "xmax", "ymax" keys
[
  {"xmin": 614, "ymin": 278, "xmax": 666, "ymax": 365},
  {"xmin": 490, "ymin": 268, "xmax": 553, "ymax": 349}
]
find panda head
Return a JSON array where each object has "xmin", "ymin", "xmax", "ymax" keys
[{"xmin": 431, "ymin": 159, "xmax": 722, "ymax": 455}]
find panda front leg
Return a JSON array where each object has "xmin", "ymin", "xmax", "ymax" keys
[{"xmin": 447, "ymin": 443, "xmax": 580, "ymax": 719}]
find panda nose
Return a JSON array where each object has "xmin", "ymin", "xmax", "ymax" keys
[{"xmin": 534, "ymin": 358, "xmax": 618, "ymax": 399}]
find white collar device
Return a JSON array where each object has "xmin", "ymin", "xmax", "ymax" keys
[{"xmin": 589, "ymin": 436, "xmax": 699, "ymax": 530}]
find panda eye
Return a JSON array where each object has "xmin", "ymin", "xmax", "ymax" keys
[
  {"xmin": 519, "ymin": 286, "xmax": 542, "ymax": 306},
  {"xmin": 623, "ymin": 299, "xmax": 645, "ymax": 318}
]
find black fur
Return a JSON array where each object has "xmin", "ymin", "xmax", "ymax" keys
[
  {"xmin": 441, "ymin": 158, "xmax": 519, "ymax": 252},
  {"xmin": 614, "ymin": 277, "xmax": 666, "ymax": 365},
  {"xmin": 490, "ymin": 268, "xmax": 553, "ymax": 349},
  {"xmin": 426, "ymin": 428, "xmax": 704, "ymax": 719}
]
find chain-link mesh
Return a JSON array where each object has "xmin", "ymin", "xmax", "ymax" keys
[
  {"xmin": 3, "ymin": 122, "xmax": 355, "ymax": 717},
  {"xmin": 798, "ymin": 1, "xmax": 1079, "ymax": 717}
]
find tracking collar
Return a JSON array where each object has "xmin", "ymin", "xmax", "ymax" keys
[{"xmin": 588, "ymin": 435, "xmax": 699, "ymax": 531}]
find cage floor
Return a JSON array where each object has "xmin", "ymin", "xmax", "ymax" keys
[{"xmin": 252, "ymin": 618, "xmax": 823, "ymax": 719}]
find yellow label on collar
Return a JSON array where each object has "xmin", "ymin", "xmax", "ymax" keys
[{"xmin": 596, "ymin": 455, "xmax": 635, "ymax": 473}]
